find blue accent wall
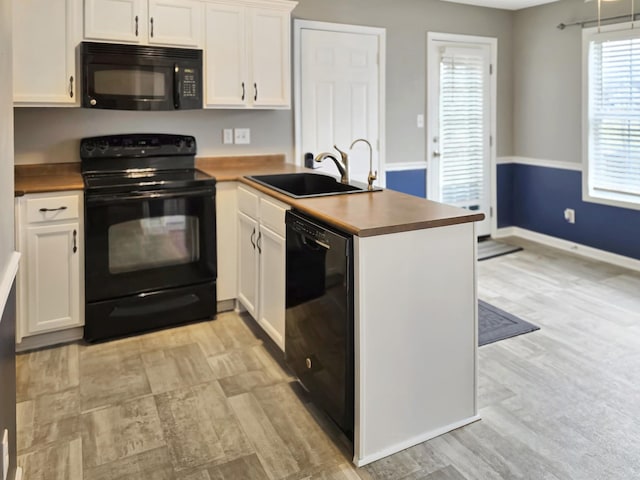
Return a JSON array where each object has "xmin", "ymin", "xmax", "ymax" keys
[
  {"xmin": 386, "ymin": 169, "xmax": 427, "ymax": 198},
  {"xmin": 497, "ymin": 163, "xmax": 640, "ymax": 260}
]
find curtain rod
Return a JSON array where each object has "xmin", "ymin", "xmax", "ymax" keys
[{"xmin": 557, "ymin": 13, "xmax": 639, "ymax": 29}]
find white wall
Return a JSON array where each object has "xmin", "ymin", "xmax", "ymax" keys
[
  {"xmin": 14, "ymin": 108, "xmax": 294, "ymax": 164},
  {"xmin": 14, "ymin": 0, "xmax": 514, "ymax": 166},
  {"xmin": 0, "ymin": 0, "xmax": 14, "ymax": 273}
]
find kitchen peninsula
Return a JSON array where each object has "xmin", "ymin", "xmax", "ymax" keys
[{"xmin": 15, "ymin": 154, "xmax": 483, "ymax": 466}]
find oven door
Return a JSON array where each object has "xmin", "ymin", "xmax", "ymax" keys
[{"xmin": 85, "ymin": 187, "xmax": 216, "ymax": 303}]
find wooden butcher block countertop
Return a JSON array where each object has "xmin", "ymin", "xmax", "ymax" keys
[
  {"xmin": 15, "ymin": 154, "xmax": 483, "ymax": 237},
  {"xmin": 14, "ymin": 163, "xmax": 84, "ymax": 196},
  {"xmin": 196, "ymin": 155, "xmax": 484, "ymax": 237}
]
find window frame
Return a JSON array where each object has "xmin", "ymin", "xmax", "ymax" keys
[{"xmin": 582, "ymin": 22, "xmax": 640, "ymax": 211}]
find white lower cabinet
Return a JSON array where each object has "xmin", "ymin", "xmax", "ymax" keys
[
  {"xmin": 16, "ymin": 191, "xmax": 84, "ymax": 344},
  {"xmin": 236, "ymin": 185, "xmax": 289, "ymax": 350},
  {"xmin": 237, "ymin": 210, "xmax": 259, "ymax": 318}
]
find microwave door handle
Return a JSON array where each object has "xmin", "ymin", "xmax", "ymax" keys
[{"xmin": 173, "ymin": 64, "xmax": 180, "ymax": 109}]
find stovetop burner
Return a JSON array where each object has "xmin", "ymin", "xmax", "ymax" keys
[
  {"xmin": 83, "ymin": 168, "xmax": 215, "ymax": 194},
  {"xmin": 80, "ymin": 134, "xmax": 216, "ymax": 194}
]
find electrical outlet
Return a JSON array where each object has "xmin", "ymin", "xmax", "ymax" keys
[
  {"xmin": 222, "ymin": 129, "xmax": 233, "ymax": 145},
  {"xmin": 564, "ymin": 208, "xmax": 575, "ymax": 224},
  {"xmin": 234, "ymin": 128, "xmax": 250, "ymax": 145},
  {"xmin": 2, "ymin": 429, "xmax": 8, "ymax": 480},
  {"xmin": 417, "ymin": 114, "xmax": 424, "ymax": 128}
]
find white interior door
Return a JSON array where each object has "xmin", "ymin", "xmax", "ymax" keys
[
  {"xmin": 428, "ymin": 35, "xmax": 495, "ymax": 237},
  {"xmin": 296, "ymin": 23, "xmax": 384, "ymax": 185}
]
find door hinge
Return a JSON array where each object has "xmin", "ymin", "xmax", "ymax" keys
[{"xmin": 489, "ymin": 64, "xmax": 493, "ymax": 75}]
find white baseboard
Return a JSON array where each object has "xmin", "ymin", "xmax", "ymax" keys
[
  {"xmin": 494, "ymin": 226, "xmax": 640, "ymax": 272},
  {"xmin": 16, "ymin": 327, "xmax": 83, "ymax": 353},
  {"xmin": 0, "ymin": 252, "xmax": 20, "ymax": 320},
  {"xmin": 353, "ymin": 414, "xmax": 481, "ymax": 467}
]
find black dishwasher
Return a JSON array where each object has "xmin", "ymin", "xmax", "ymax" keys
[{"xmin": 285, "ymin": 210, "xmax": 354, "ymax": 440}]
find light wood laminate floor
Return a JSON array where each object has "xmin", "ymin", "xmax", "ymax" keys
[{"xmin": 15, "ymin": 239, "xmax": 640, "ymax": 479}]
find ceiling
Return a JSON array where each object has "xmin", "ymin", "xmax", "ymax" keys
[{"xmin": 440, "ymin": 0, "xmax": 559, "ymax": 10}]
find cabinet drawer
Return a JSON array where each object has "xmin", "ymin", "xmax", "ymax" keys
[
  {"xmin": 260, "ymin": 196, "xmax": 288, "ymax": 237},
  {"xmin": 26, "ymin": 194, "xmax": 79, "ymax": 223},
  {"xmin": 238, "ymin": 186, "xmax": 259, "ymax": 219}
]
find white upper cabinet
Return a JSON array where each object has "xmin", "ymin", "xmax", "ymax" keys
[
  {"xmin": 248, "ymin": 7, "xmax": 290, "ymax": 108},
  {"xmin": 204, "ymin": 0, "xmax": 296, "ymax": 109},
  {"xmin": 84, "ymin": 0, "xmax": 143, "ymax": 43},
  {"xmin": 204, "ymin": 3, "xmax": 247, "ymax": 107},
  {"xmin": 147, "ymin": 0, "xmax": 202, "ymax": 47},
  {"xmin": 84, "ymin": 0, "xmax": 202, "ymax": 47},
  {"xmin": 13, "ymin": 0, "xmax": 81, "ymax": 106}
]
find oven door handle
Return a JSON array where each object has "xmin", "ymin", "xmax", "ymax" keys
[{"xmin": 86, "ymin": 187, "xmax": 215, "ymax": 205}]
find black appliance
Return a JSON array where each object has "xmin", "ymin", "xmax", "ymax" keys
[
  {"xmin": 284, "ymin": 210, "xmax": 354, "ymax": 439},
  {"xmin": 81, "ymin": 133, "xmax": 216, "ymax": 342},
  {"xmin": 81, "ymin": 42, "xmax": 202, "ymax": 111}
]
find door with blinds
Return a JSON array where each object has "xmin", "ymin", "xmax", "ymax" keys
[{"xmin": 427, "ymin": 36, "xmax": 494, "ymax": 237}]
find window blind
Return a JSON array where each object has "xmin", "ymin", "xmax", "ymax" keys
[
  {"xmin": 439, "ymin": 49, "xmax": 485, "ymax": 206},
  {"xmin": 589, "ymin": 31, "xmax": 640, "ymax": 198}
]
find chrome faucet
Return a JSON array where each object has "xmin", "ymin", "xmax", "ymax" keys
[
  {"xmin": 314, "ymin": 145, "xmax": 350, "ymax": 184},
  {"xmin": 350, "ymin": 138, "xmax": 377, "ymax": 190}
]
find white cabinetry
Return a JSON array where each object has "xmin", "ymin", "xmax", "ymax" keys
[
  {"xmin": 13, "ymin": 0, "xmax": 81, "ymax": 106},
  {"xmin": 236, "ymin": 185, "xmax": 289, "ymax": 350},
  {"xmin": 84, "ymin": 0, "xmax": 202, "ymax": 47},
  {"xmin": 204, "ymin": 0, "xmax": 296, "ymax": 109},
  {"xmin": 15, "ymin": 191, "xmax": 84, "ymax": 345}
]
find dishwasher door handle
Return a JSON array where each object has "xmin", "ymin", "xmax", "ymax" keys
[{"xmin": 300, "ymin": 234, "xmax": 330, "ymax": 250}]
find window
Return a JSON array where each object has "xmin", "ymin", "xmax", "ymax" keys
[{"xmin": 583, "ymin": 24, "xmax": 640, "ymax": 209}]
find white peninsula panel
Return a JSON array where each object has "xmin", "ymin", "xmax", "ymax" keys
[{"xmin": 353, "ymin": 221, "xmax": 479, "ymax": 466}]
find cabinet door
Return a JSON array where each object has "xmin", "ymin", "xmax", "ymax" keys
[
  {"xmin": 13, "ymin": 0, "xmax": 80, "ymax": 105},
  {"xmin": 84, "ymin": 0, "xmax": 145, "ymax": 43},
  {"xmin": 237, "ymin": 211, "xmax": 259, "ymax": 318},
  {"xmin": 148, "ymin": 0, "xmax": 202, "ymax": 47},
  {"xmin": 258, "ymin": 225, "xmax": 286, "ymax": 351},
  {"xmin": 204, "ymin": 3, "xmax": 247, "ymax": 108},
  {"xmin": 248, "ymin": 7, "xmax": 291, "ymax": 108},
  {"xmin": 25, "ymin": 223, "xmax": 82, "ymax": 335}
]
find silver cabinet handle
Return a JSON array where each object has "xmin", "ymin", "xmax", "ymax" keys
[
  {"xmin": 254, "ymin": 83, "xmax": 258, "ymax": 102},
  {"xmin": 256, "ymin": 231, "xmax": 262, "ymax": 254},
  {"xmin": 73, "ymin": 229, "xmax": 78, "ymax": 254},
  {"xmin": 135, "ymin": 15, "xmax": 139, "ymax": 36},
  {"xmin": 39, "ymin": 206, "xmax": 67, "ymax": 212},
  {"xmin": 150, "ymin": 17, "xmax": 154, "ymax": 38},
  {"xmin": 250, "ymin": 227, "xmax": 256, "ymax": 249},
  {"xmin": 69, "ymin": 76, "xmax": 74, "ymax": 98},
  {"xmin": 241, "ymin": 82, "xmax": 245, "ymax": 101}
]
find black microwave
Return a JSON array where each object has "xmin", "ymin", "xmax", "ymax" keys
[{"xmin": 81, "ymin": 42, "xmax": 203, "ymax": 111}]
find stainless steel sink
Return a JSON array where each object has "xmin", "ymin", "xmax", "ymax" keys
[{"xmin": 246, "ymin": 173, "xmax": 382, "ymax": 199}]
